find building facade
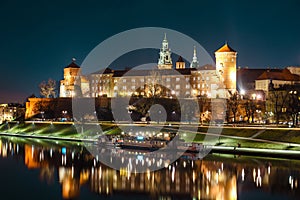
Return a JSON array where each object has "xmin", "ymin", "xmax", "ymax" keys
[
  {"xmin": 59, "ymin": 36, "xmax": 238, "ymax": 99},
  {"xmin": 0, "ymin": 103, "xmax": 25, "ymax": 123},
  {"xmin": 255, "ymin": 68, "xmax": 300, "ymax": 93}
]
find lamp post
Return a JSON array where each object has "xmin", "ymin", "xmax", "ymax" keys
[
  {"xmin": 62, "ymin": 110, "xmax": 68, "ymax": 121},
  {"xmin": 40, "ymin": 111, "xmax": 44, "ymax": 121}
]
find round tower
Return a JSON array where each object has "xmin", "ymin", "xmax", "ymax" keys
[
  {"xmin": 60, "ymin": 58, "xmax": 81, "ymax": 97},
  {"xmin": 215, "ymin": 43, "xmax": 237, "ymax": 92}
]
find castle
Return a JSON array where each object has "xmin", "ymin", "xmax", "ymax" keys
[{"xmin": 59, "ymin": 34, "xmax": 237, "ymax": 100}]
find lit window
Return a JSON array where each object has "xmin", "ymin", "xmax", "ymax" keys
[
  {"xmin": 123, "ymin": 79, "xmax": 126, "ymax": 83},
  {"xmin": 186, "ymin": 85, "xmax": 190, "ymax": 89},
  {"xmin": 176, "ymin": 85, "xmax": 180, "ymax": 89},
  {"xmin": 176, "ymin": 78, "xmax": 180, "ymax": 82}
]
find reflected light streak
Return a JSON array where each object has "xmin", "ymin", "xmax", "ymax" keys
[{"xmin": 241, "ymin": 168, "xmax": 245, "ymax": 181}]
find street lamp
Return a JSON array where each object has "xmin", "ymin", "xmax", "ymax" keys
[
  {"xmin": 62, "ymin": 110, "xmax": 68, "ymax": 121},
  {"xmin": 240, "ymin": 89, "xmax": 245, "ymax": 95},
  {"xmin": 40, "ymin": 111, "xmax": 44, "ymax": 120}
]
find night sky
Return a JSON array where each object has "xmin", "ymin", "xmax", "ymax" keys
[{"xmin": 0, "ymin": 0, "xmax": 299, "ymax": 103}]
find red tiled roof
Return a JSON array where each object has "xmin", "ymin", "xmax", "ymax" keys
[
  {"xmin": 256, "ymin": 68, "xmax": 300, "ymax": 81},
  {"xmin": 215, "ymin": 43, "xmax": 236, "ymax": 53}
]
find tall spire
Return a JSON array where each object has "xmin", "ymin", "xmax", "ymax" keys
[
  {"xmin": 162, "ymin": 33, "xmax": 169, "ymax": 50},
  {"xmin": 190, "ymin": 46, "xmax": 199, "ymax": 68},
  {"xmin": 193, "ymin": 46, "xmax": 197, "ymax": 62}
]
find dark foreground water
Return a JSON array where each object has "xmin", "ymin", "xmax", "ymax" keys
[{"xmin": 0, "ymin": 136, "xmax": 299, "ymax": 200}]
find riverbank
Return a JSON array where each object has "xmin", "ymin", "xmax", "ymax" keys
[{"xmin": 1, "ymin": 121, "xmax": 300, "ymax": 159}]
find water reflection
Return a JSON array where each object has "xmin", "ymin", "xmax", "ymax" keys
[{"xmin": 0, "ymin": 137, "xmax": 299, "ymax": 199}]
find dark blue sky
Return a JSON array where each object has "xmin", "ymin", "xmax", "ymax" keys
[{"xmin": 0, "ymin": 0, "xmax": 299, "ymax": 102}]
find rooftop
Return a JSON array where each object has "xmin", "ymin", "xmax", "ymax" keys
[
  {"xmin": 65, "ymin": 61, "xmax": 80, "ymax": 68},
  {"xmin": 256, "ymin": 68, "xmax": 300, "ymax": 81},
  {"xmin": 215, "ymin": 43, "xmax": 236, "ymax": 53}
]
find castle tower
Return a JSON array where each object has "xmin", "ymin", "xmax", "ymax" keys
[
  {"xmin": 59, "ymin": 58, "xmax": 81, "ymax": 97},
  {"xmin": 158, "ymin": 33, "xmax": 173, "ymax": 69},
  {"xmin": 176, "ymin": 56, "xmax": 185, "ymax": 69},
  {"xmin": 215, "ymin": 43, "xmax": 237, "ymax": 93}
]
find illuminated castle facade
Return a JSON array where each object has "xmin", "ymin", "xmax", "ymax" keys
[
  {"xmin": 59, "ymin": 36, "xmax": 237, "ymax": 99},
  {"xmin": 59, "ymin": 58, "xmax": 81, "ymax": 97}
]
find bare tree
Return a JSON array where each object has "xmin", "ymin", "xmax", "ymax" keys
[
  {"xmin": 144, "ymin": 70, "xmax": 164, "ymax": 98},
  {"xmin": 243, "ymin": 99, "xmax": 256, "ymax": 123},
  {"xmin": 227, "ymin": 91, "xmax": 240, "ymax": 123},
  {"xmin": 39, "ymin": 79, "xmax": 57, "ymax": 98},
  {"xmin": 267, "ymin": 88, "xmax": 289, "ymax": 125}
]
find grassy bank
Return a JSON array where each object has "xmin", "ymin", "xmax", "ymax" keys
[
  {"xmin": 1, "ymin": 122, "xmax": 300, "ymax": 152},
  {"xmin": 0, "ymin": 121, "xmax": 117, "ymax": 140}
]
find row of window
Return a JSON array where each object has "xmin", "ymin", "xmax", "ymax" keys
[{"xmin": 91, "ymin": 83, "xmax": 210, "ymax": 92}]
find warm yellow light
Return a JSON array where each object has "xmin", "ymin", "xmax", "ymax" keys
[
  {"xmin": 240, "ymin": 89, "xmax": 245, "ymax": 95},
  {"xmin": 257, "ymin": 94, "xmax": 262, "ymax": 100},
  {"xmin": 230, "ymin": 71, "xmax": 236, "ymax": 82}
]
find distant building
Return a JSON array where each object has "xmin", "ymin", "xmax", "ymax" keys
[
  {"xmin": 59, "ymin": 35, "xmax": 238, "ymax": 99},
  {"xmin": 255, "ymin": 68, "xmax": 300, "ymax": 93},
  {"xmin": 287, "ymin": 66, "xmax": 300, "ymax": 76},
  {"xmin": 0, "ymin": 103, "xmax": 25, "ymax": 123},
  {"xmin": 237, "ymin": 68, "xmax": 282, "ymax": 92}
]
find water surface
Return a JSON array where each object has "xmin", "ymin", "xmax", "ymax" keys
[{"xmin": 0, "ymin": 136, "xmax": 299, "ymax": 200}]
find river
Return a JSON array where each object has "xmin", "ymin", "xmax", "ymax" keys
[{"xmin": 0, "ymin": 136, "xmax": 299, "ymax": 199}]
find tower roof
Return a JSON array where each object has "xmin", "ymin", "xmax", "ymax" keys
[
  {"xmin": 215, "ymin": 43, "xmax": 236, "ymax": 53},
  {"xmin": 65, "ymin": 58, "xmax": 80, "ymax": 68},
  {"xmin": 177, "ymin": 56, "xmax": 184, "ymax": 62}
]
